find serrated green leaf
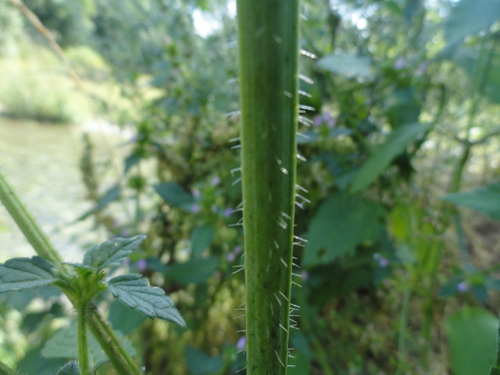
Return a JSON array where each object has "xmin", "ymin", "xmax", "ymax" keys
[
  {"xmin": 0, "ymin": 257, "xmax": 57, "ymax": 293},
  {"xmin": 83, "ymin": 235, "xmax": 146, "ymax": 270},
  {"xmin": 154, "ymin": 183, "xmax": 196, "ymax": 211},
  {"xmin": 106, "ymin": 273, "xmax": 186, "ymax": 328},
  {"xmin": 350, "ymin": 123, "xmax": 430, "ymax": 193},
  {"xmin": 442, "ymin": 182, "xmax": 500, "ymax": 220},
  {"xmin": 303, "ymin": 193, "xmax": 386, "ymax": 266},
  {"xmin": 42, "ymin": 322, "xmax": 136, "ymax": 369},
  {"xmin": 446, "ymin": 307, "xmax": 497, "ymax": 375},
  {"xmin": 56, "ymin": 361, "xmax": 81, "ymax": 375}
]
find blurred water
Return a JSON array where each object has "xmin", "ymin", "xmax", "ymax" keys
[{"xmin": 0, "ymin": 118, "xmax": 128, "ymax": 263}]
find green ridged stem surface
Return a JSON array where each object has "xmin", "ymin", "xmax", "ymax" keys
[{"xmin": 237, "ymin": 1, "xmax": 300, "ymax": 374}]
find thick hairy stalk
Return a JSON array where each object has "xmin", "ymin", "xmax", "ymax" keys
[
  {"xmin": 237, "ymin": 1, "xmax": 300, "ymax": 374},
  {"xmin": 0, "ymin": 170, "xmax": 142, "ymax": 375}
]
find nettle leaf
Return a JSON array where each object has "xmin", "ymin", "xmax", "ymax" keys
[
  {"xmin": 0, "ymin": 257, "xmax": 57, "ymax": 293},
  {"xmin": 350, "ymin": 123, "xmax": 430, "ymax": 193},
  {"xmin": 56, "ymin": 361, "xmax": 81, "ymax": 375},
  {"xmin": 303, "ymin": 193, "xmax": 386, "ymax": 266},
  {"xmin": 442, "ymin": 182, "xmax": 500, "ymax": 220},
  {"xmin": 106, "ymin": 273, "xmax": 186, "ymax": 328},
  {"xmin": 83, "ymin": 235, "xmax": 146, "ymax": 270}
]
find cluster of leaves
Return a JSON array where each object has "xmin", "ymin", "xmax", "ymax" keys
[{"xmin": 0, "ymin": 236, "xmax": 185, "ymax": 374}]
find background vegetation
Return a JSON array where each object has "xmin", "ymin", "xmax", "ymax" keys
[{"xmin": 1, "ymin": 0, "xmax": 500, "ymax": 374}]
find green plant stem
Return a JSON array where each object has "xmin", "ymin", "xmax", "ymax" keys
[
  {"xmin": 237, "ymin": 1, "xmax": 300, "ymax": 374},
  {"xmin": 78, "ymin": 300, "xmax": 90, "ymax": 375},
  {"xmin": 0, "ymin": 170, "xmax": 142, "ymax": 375},
  {"xmin": 87, "ymin": 302, "xmax": 143, "ymax": 375},
  {"xmin": 0, "ymin": 170, "xmax": 69, "ymax": 277}
]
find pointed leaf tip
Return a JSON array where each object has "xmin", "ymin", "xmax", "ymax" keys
[{"xmin": 83, "ymin": 235, "xmax": 147, "ymax": 270}]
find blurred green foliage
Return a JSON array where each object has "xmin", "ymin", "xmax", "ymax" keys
[{"xmin": 2, "ymin": 0, "xmax": 500, "ymax": 374}]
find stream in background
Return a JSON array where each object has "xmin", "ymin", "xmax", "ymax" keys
[{"xmin": 0, "ymin": 118, "xmax": 131, "ymax": 263}]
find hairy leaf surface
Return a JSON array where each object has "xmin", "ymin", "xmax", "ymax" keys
[
  {"xmin": 106, "ymin": 273, "xmax": 186, "ymax": 328},
  {"xmin": 0, "ymin": 257, "xmax": 57, "ymax": 293},
  {"xmin": 83, "ymin": 235, "xmax": 146, "ymax": 270}
]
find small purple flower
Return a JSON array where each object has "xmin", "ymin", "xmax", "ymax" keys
[
  {"xmin": 122, "ymin": 258, "xmax": 130, "ymax": 267},
  {"xmin": 301, "ymin": 271, "xmax": 308, "ymax": 280},
  {"xmin": 227, "ymin": 252, "xmax": 236, "ymax": 262},
  {"xmin": 192, "ymin": 189, "xmax": 201, "ymax": 198},
  {"xmin": 322, "ymin": 112, "xmax": 336, "ymax": 128},
  {"xmin": 378, "ymin": 256, "xmax": 389, "ymax": 268},
  {"xmin": 416, "ymin": 62, "xmax": 429, "ymax": 75},
  {"xmin": 457, "ymin": 281, "xmax": 469, "ymax": 293},
  {"xmin": 211, "ymin": 176, "xmax": 220, "ymax": 186},
  {"xmin": 211, "ymin": 205, "xmax": 217, "ymax": 213},
  {"xmin": 394, "ymin": 57, "xmax": 406, "ymax": 70},
  {"xmin": 236, "ymin": 336, "xmax": 246, "ymax": 351},
  {"xmin": 191, "ymin": 204, "xmax": 201, "ymax": 213},
  {"xmin": 136, "ymin": 259, "xmax": 147, "ymax": 272},
  {"xmin": 119, "ymin": 229, "xmax": 131, "ymax": 238},
  {"xmin": 234, "ymin": 245, "xmax": 242, "ymax": 254},
  {"xmin": 224, "ymin": 207, "xmax": 233, "ymax": 217},
  {"xmin": 313, "ymin": 115, "xmax": 322, "ymax": 127}
]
